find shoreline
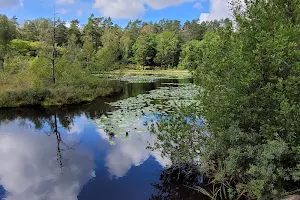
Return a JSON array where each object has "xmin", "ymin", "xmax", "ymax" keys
[{"xmin": 0, "ymin": 85, "xmax": 123, "ymax": 109}]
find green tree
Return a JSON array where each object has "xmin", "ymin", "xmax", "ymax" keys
[
  {"xmin": 178, "ymin": 40, "xmax": 203, "ymax": 70},
  {"xmin": 0, "ymin": 15, "xmax": 17, "ymax": 49},
  {"xmin": 0, "ymin": 15, "xmax": 17, "ymax": 70},
  {"xmin": 182, "ymin": 19, "xmax": 207, "ymax": 42},
  {"xmin": 92, "ymin": 26, "xmax": 122, "ymax": 72},
  {"xmin": 132, "ymin": 33, "xmax": 156, "ymax": 68},
  {"xmin": 67, "ymin": 20, "xmax": 82, "ymax": 45},
  {"xmin": 155, "ymin": 31, "xmax": 180, "ymax": 68},
  {"xmin": 22, "ymin": 20, "xmax": 39, "ymax": 41},
  {"xmin": 159, "ymin": 19, "xmax": 181, "ymax": 33},
  {"xmin": 80, "ymin": 41, "xmax": 94, "ymax": 71},
  {"xmin": 83, "ymin": 14, "xmax": 104, "ymax": 50},
  {"xmin": 63, "ymin": 34, "xmax": 80, "ymax": 63},
  {"xmin": 120, "ymin": 32, "xmax": 134, "ymax": 65},
  {"xmin": 55, "ymin": 21, "xmax": 68, "ymax": 46},
  {"xmin": 125, "ymin": 20, "xmax": 142, "ymax": 40}
]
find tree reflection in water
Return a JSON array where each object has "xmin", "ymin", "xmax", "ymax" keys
[
  {"xmin": 151, "ymin": 168, "xmax": 209, "ymax": 200},
  {"xmin": 46, "ymin": 114, "xmax": 81, "ymax": 174}
]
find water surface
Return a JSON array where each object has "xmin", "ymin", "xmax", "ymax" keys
[{"xmin": 0, "ymin": 78, "xmax": 204, "ymax": 200}]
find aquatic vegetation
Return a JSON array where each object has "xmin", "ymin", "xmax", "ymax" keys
[
  {"xmin": 96, "ymin": 83, "xmax": 199, "ymax": 141},
  {"xmin": 119, "ymin": 74, "xmax": 192, "ymax": 83}
]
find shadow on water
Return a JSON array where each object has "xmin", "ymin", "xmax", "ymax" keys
[
  {"xmin": 150, "ymin": 168, "xmax": 210, "ymax": 200},
  {"xmin": 0, "ymin": 77, "xmax": 209, "ymax": 200}
]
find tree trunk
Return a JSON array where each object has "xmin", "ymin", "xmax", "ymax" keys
[{"xmin": 51, "ymin": 8, "xmax": 56, "ymax": 84}]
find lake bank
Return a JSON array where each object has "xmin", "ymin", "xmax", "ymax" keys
[
  {"xmin": 0, "ymin": 70, "xmax": 191, "ymax": 109},
  {"xmin": 0, "ymin": 79, "xmax": 122, "ymax": 109}
]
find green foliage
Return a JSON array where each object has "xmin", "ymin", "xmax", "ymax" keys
[
  {"xmin": 3, "ymin": 55, "xmax": 30, "ymax": 75},
  {"xmin": 0, "ymin": 14, "xmax": 17, "ymax": 60},
  {"xmin": 80, "ymin": 41, "xmax": 95, "ymax": 70},
  {"xmin": 120, "ymin": 33, "xmax": 134, "ymax": 64},
  {"xmin": 179, "ymin": 40, "xmax": 203, "ymax": 70},
  {"xmin": 132, "ymin": 33, "xmax": 156, "ymax": 67},
  {"xmin": 9, "ymin": 39, "xmax": 36, "ymax": 56},
  {"xmin": 56, "ymin": 21, "xmax": 68, "ymax": 46},
  {"xmin": 91, "ymin": 27, "xmax": 122, "ymax": 72},
  {"xmin": 92, "ymin": 46, "xmax": 118, "ymax": 72},
  {"xmin": 151, "ymin": 0, "xmax": 300, "ymax": 199},
  {"xmin": 83, "ymin": 14, "xmax": 105, "ymax": 50},
  {"xmin": 22, "ymin": 20, "xmax": 39, "ymax": 41},
  {"xmin": 0, "ymin": 88, "xmax": 51, "ymax": 108},
  {"xmin": 155, "ymin": 31, "xmax": 180, "ymax": 68},
  {"xmin": 67, "ymin": 20, "xmax": 82, "ymax": 45}
]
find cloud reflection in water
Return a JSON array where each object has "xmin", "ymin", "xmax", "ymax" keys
[{"xmin": 0, "ymin": 123, "xmax": 94, "ymax": 200}]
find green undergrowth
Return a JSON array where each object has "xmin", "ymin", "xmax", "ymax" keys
[{"xmin": 0, "ymin": 79, "xmax": 122, "ymax": 108}]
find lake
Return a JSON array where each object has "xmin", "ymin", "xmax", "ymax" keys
[{"xmin": 0, "ymin": 77, "xmax": 205, "ymax": 200}]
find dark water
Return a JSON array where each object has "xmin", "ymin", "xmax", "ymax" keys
[{"xmin": 0, "ymin": 78, "xmax": 205, "ymax": 200}]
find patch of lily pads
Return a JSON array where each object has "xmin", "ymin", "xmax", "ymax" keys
[
  {"xmin": 119, "ymin": 75, "xmax": 192, "ymax": 83},
  {"xmin": 95, "ymin": 83, "xmax": 199, "ymax": 142}
]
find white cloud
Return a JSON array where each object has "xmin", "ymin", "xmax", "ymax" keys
[
  {"xmin": 57, "ymin": 8, "xmax": 69, "ymax": 15},
  {"xmin": 199, "ymin": 0, "xmax": 231, "ymax": 22},
  {"xmin": 67, "ymin": 115, "xmax": 88, "ymax": 134},
  {"xmin": 56, "ymin": 0, "xmax": 75, "ymax": 5},
  {"xmin": 144, "ymin": 0, "xmax": 194, "ymax": 10},
  {"xmin": 199, "ymin": 12, "xmax": 210, "ymax": 22},
  {"xmin": 93, "ymin": 0, "xmax": 195, "ymax": 19},
  {"xmin": 93, "ymin": 0, "xmax": 145, "ymax": 19},
  {"xmin": 0, "ymin": 0, "xmax": 23, "ymax": 8},
  {"xmin": 65, "ymin": 21, "xmax": 71, "ymax": 28},
  {"xmin": 193, "ymin": 2, "xmax": 203, "ymax": 9}
]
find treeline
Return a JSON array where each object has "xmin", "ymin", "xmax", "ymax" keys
[{"xmin": 0, "ymin": 14, "xmax": 229, "ymax": 72}]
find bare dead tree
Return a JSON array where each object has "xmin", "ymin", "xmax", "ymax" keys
[{"xmin": 51, "ymin": 7, "xmax": 56, "ymax": 84}]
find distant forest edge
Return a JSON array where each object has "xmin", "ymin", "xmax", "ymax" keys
[{"xmin": 0, "ymin": 14, "xmax": 229, "ymax": 71}]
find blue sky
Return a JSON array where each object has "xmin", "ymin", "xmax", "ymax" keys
[{"xmin": 0, "ymin": 0, "xmax": 230, "ymax": 26}]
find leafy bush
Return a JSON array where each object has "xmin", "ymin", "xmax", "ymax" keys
[
  {"xmin": 0, "ymin": 88, "xmax": 51, "ymax": 107},
  {"xmin": 152, "ymin": 0, "xmax": 300, "ymax": 199},
  {"xmin": 9, "ymin": 39, "xmax": 36, "ymax": 56}
]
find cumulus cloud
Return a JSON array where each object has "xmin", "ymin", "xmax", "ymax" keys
[
  {"xmin": 56, "ymin": 0, "xmax": 75, "ymax": 5},
  {"xmin": 0, "ymin": 0, "xmax": 23, "ymax": 8},
  {"xmin": 199, "ymin": 0, "xmax": 231, "ymax": 22},
  {"xmin": 93, "ymin": 0, "xmax": 195, "ymax": 19}
]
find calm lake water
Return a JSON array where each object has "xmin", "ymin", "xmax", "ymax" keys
[{"xmin": 0, "ymin": 78, "xmax": 205, "ymax": 200}]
